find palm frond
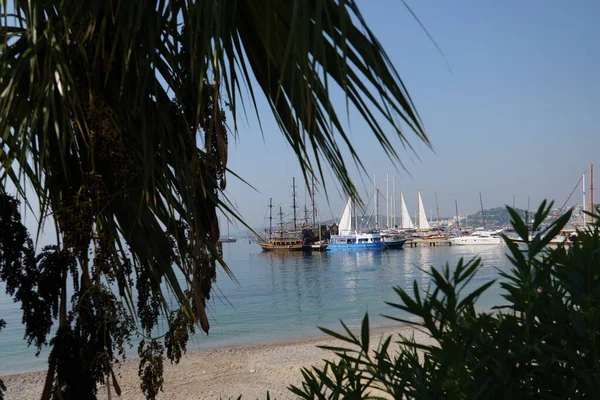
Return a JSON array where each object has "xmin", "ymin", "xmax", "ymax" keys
[{"xmin": 0, "ymin": 1, "xmax": 428, "ymax": 395}]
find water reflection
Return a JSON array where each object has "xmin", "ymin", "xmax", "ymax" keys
[{"xmin": 0, "ymin": 240, "xmax": 514, "ymax": 375}]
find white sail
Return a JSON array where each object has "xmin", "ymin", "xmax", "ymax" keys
[
  {"xmin": 417, "ymin": 190, "xmax": 431, "ymax": 230},
  {"xmin": 338, "ymin": 198, "xmax": 353, "ymax": 235},
  {"xmin": 400, "ymin": 191, "xmax": 414, "ymax": 229}
]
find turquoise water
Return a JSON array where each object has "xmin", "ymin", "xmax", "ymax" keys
[{"xmin": 0, "ymin": 241, "xmax": 511, "ymax": 375}]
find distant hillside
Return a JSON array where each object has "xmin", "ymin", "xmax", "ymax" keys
[
  {"xmin": 461, "ymin": 205, "xmax": 580, "ymax": 229},
  {"xmin": 462, "ymin": 207, "xmax": 527, "ymax": 229}
]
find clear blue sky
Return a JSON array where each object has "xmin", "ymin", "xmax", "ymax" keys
[{"xmin": 224, "ymin": 0, "xmax": 600, "ymax": 230}]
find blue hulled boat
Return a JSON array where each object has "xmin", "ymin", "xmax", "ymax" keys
[
  {"xmin": 328, "ymin": 232, "xmax": 384, "ymax": 250},
  {"xmin": 328, "ymin": 198, "xmax": 384, "ymax": 250}
]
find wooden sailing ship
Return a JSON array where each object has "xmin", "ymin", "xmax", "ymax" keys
[
  {"xmin": 259, "ymin": 177, "xmax": 327, "ymax": 251},
  {"xmin": 259, "ymin": 237, "xmax": 307, "ymax": 251},
  {"xmin": 259, "ymin": 178, "xmax": 308, "ymax": 251}
]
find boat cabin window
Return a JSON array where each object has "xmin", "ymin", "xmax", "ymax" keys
[{"xmin": 372, "ymin": 238, "xmax": 380, "ymax": 243}]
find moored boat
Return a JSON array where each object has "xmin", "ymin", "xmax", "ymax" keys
[
  {"xmin": 381, "ymin": 235, "xmax": 407, "ymax": 249},
  {"xmin": 328, "ymin": 232, "xmax": 383, "ymax": 250},
  {"xmin": 448, "ymin": 230, "xmax": 504, "ymax": 245},
  {"xmin": 259, "ymin": 238, "xmax": 307, "ymax": 251},
  {"xmin": 310, "ymin": 241, "xmax": 328, "ymax": 251},
  {"xmin": 449, "ymin": 193, "xmax": 504, "ymax": 246},
  {"xmin": 328, "ymin": 198, "xmax": 384, "ymax": 250},
  {"xmin": 258, "ymin": 183, "xmax": 325, "ymax": 252}
]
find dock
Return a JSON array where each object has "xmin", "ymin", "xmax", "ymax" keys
[{"xmin": 406, "ymin": 239, "xmax": 452, "ymax": 247}]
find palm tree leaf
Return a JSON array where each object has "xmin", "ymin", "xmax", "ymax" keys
[{"xmin": 1, "ymin": 0, "xmax": 429, "ymax": 346}]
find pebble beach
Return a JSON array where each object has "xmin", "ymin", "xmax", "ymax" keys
[{"xmin": 2, "ymin": 325, "xmax": 433, "ymax": 399}]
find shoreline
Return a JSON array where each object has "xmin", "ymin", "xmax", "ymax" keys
[
  {"xmin": 0, "ymin": 319, "xmax": 419, "ymax": 376},
  {"xmin": 2, "ymin": 323, "xmax": 433, "ymax": 399}
]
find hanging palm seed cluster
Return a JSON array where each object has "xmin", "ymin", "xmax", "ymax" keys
[{"xmin": 0, "ymin": 2, "xmax": 229, "ymax": 400}]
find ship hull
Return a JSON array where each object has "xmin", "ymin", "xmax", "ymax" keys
[
  {"xmin": 259, "ymin": 239, "xmax": 306, "ymax": 251},
  {"xmin": 327, "ymin": 242, "xmax": 383, "ymax": 250},
  {"xmin": 382, "ymin": 239, "xmax": 407, "ymax": 249},
  {"xmin": 448, "ymin": 237, "xmax": 503, "ymax": 245}
]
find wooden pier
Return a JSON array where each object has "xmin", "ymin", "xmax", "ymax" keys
[{"xmin": 406, "ymin": 239, "xmax": 451, "ymax": 247}]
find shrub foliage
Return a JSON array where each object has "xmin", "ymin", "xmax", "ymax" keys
[{"xmin": 291, "ymin": 202, "xmax": 600, "ymax": 399}]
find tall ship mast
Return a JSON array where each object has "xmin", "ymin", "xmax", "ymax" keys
[
  {"xmin": 292, "ymin": 177, "xmax": 297, "ymax": 230},
  {"xmin": 311, "ymin": 176, "xmax": 316, "ymax": 228},
  {"xmin": 269, "ymin": 198, "xmax": 273, "ymax": 239}
]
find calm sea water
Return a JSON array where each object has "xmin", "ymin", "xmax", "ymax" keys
[{"xmin": 0, "ymin": 241, "xmax": 512, "ymax": 375}]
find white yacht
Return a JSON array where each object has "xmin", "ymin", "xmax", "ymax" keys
[{"xmin": 448, "ymin": 230, "xmax": 504, "ymax": 246}]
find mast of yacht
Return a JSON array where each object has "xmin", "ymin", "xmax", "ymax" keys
[
  {"xmin": 311, "ymin": 176, "xmax": 316, "ymax": 228},
  {"xmin": 278, "ymin": 206, "xmax": 284, "ymax": 236},
  {"xmin": 353, "ymin": 179, "xmax": 359, "ymax": 233},
  {"xmin": 292, "ymin": 177, "xmax": 297, "ymax": 230},
  {"xmin": 372, "ymin": 174, "xmax": 376, "ymax": 230},
  {"xmin": 435, "ymin": 191, "xmax": 441, "ymax": 232},
  {"xmin": 376, "ymin": 183, "xmax": 380, "ymax": 230},
  {"xmin": 583, "ymin": 173, "xmax": 587, "ymax": 227},
  {"xmin": 591, "ymin": 163, "xmax": 595, "ymax": 217},
  {"xmin": 455, "ymin": 199, "xmax": 460, "ymax": 231},
  {"xmin": 354, "ymin": 196, "xmax": 358, "ymax": 233},
  {"xmin": 386, "ymin": 174, "xmax": 389, "ymax": 228},
  {"xmin": 480, "ymin": 192, "xmax": 486, "ymax": 231},
  {"xmin": 269, "ymin": 198, "xmax": 273, "ymax": 239},
  {"xmin": 392, "ymin": 175, "xmax": 396, "ymax": 228}
]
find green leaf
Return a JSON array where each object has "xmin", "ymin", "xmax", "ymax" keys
[{"xmin": 361, "ymin": 313, "xmax": 370, "ymax": 354}]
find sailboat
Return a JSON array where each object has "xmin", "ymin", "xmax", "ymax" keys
[
  {"xmin": 417, "ymin": 190, "xmax": 431, "ymax": 231},
  {"xmin": 399, "ymin": 191, "xmax": 415, "ymax": 229},
  {"xmin": 218, "ymin": 218, "xmax": 237, "ymax": 243},
  {"xmin": 328, "ymin": 197, "xmax": 384, "ymax": 250}
]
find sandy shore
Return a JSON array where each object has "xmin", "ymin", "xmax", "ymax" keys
[{"xmin": 2, "ymin": 325, "xmax": 432, "ymax": 399}]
